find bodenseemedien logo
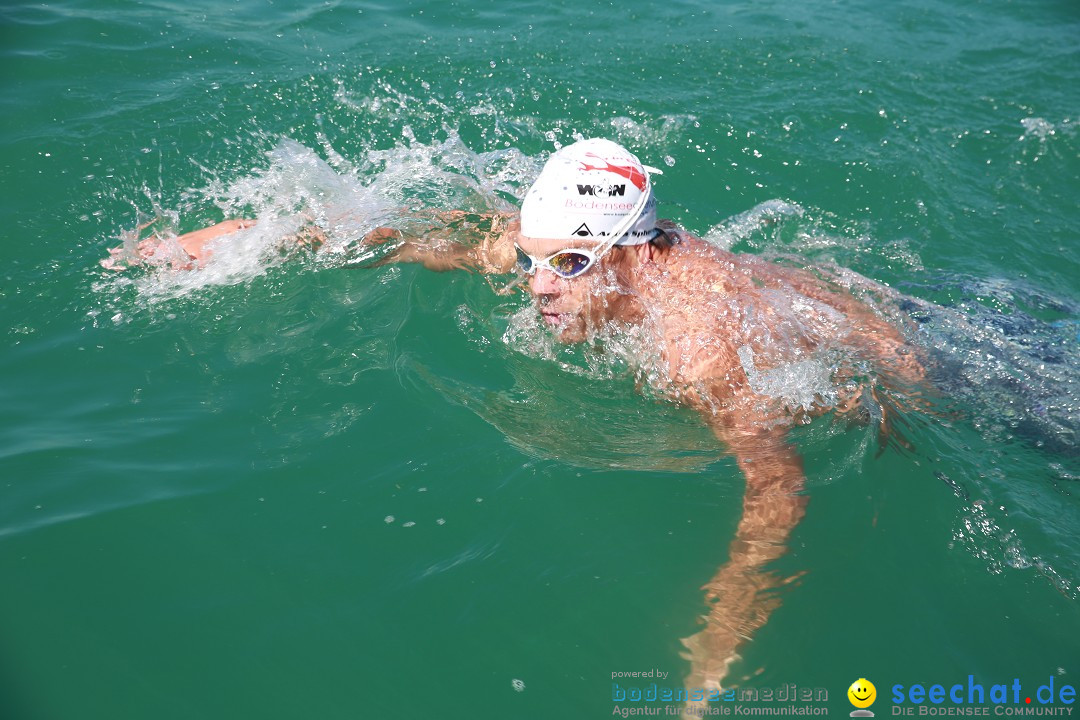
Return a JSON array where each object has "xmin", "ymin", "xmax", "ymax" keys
[{"xmin": 849, "ymin": 678, "xmax": 877, "ymax": 717}]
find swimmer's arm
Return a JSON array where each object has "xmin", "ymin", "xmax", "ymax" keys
[
  {"xmin": 362, "ymin": 228, "xmax": 511, "ymax": 273},
  {"xmin": 174, "ymin": 219, "xmax": 257, "ymax": 264},
  {"xmin": 105, "ymin": 210, "xmax": 516, "ymax": 273},
  {"xmin": 103, "ymin": 217, "xmax": 320, "ymax": 270},
  {"xmin": 720, "ymin": 424, "xmax": 807, "ymax": 565},
  {"xmin": 175, "ymin": 219, "xmax": 322, "ymax": 265},
  {"xmin": 360, "ymin": 213, "xmax": 518, "ymax": 274},
  {"xmin": 101, "ymin": 218, "xmax": 253, "ymax": 271},
  {"xmin": 681, "ymin": 417, "xmax": 807, "ymax": 698}
]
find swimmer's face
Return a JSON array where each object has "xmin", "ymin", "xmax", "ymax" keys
[{"xmin": 516, "ymin": 234, "xmax": 621, "ymax": 343}]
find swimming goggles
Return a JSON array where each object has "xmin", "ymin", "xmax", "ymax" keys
[{"xmin": 515, "ymin": 245, "xmax": 599, "ymax": 279}]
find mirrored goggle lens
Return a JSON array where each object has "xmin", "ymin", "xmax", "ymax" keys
[
  {"xmin": 515, "ymin": 246, "xmax": 535, "ymax": 273},
  {"xmin": 547, "ymin": 252, "xmax": 593, "ymax": 278}
]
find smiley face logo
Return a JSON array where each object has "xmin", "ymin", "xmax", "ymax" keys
[{"xmin": 848, "ymin": 678, "xmax": 877, "ymax": 709}]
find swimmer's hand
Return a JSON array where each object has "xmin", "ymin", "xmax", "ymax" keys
[
  {"xmin": 100, "ymin": 237, "xmax": 192, "ymax": 272},
  {"xmin": 101, "ymin": 218, "xmax": 257, "ymax": 271}
]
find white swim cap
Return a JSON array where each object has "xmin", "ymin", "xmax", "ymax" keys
[{"xmin": 520, "ymin": 138, "xmax": 659, "ymax": 247}]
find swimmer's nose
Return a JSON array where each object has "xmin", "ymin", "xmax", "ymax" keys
[{"xmin": 528, "ymin": 268, "xmax": 562, "ymax": 296}]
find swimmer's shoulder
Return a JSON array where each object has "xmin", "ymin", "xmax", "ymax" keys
[
  {"xmin": 656, "ymin": 219, "xmax": 726, "ymax": 257},
  {"xmin": 656, "ymin": 220, "xmax": 741, "ymax": 273}
]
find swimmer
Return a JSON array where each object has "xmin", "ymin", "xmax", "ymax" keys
[{"xmin": 104, "ymin": 139, "xmax": 928, "ymax": 710}]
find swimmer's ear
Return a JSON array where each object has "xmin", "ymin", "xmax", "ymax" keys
[{"xmin": 635, "ymin": 243, "xmax": 657, "ymax": 264}]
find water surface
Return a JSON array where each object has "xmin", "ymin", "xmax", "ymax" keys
[{"xmin": 1, "ymin": 1, "xmax": 1078, "ymax": 718}]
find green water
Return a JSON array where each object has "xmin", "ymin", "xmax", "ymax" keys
[{"xmin": 1, "ymin": 1, "xmax": 1078, "ymax": 718}]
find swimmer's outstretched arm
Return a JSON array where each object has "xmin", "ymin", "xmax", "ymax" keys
[
  {"xmin": 174, "ymin": 219, "xmax": 324, "ymax": 264},
  {"xmin": 359, "ymin": 212, "xmax": 518, "ymax": 274},
  {"xmin": 174, "ymin": 219, "xmax": 258, "ymax": 263},
  {"xmin": 101, "ymin": 218, "xmax": 322, "ymax": 270},
  {"xmin": 104, "ymin": 210, "xmax": 517, "ymax": 273},
  {"xmin": 680, "ymin": 417, "xmax": 807, "ymax": 713}
]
